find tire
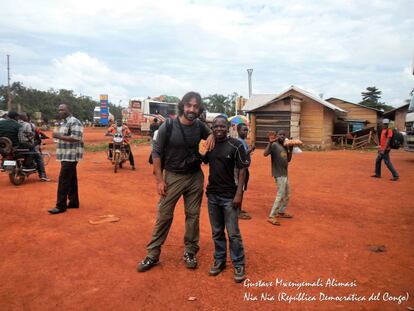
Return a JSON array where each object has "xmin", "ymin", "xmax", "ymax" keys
[
  {"xmin": 114, "ymin": 152, "xmax": 120, "ymax": 173},
  {"xmin": 9, "ymin": 168, "xmax": 26, "ymax": 185}
]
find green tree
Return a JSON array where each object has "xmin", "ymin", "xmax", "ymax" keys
[
  {"xmin": 203, "ymin": 93, "xmax": 237, "ymax": 116},
  {"xmin": 359, "ymin": 86, "xmax": 394, "ymax": 112},
  {"xmin": 0, "ymin": 82, "xmax": 104, "ymax": 121}
]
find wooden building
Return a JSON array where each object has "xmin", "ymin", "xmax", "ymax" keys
[
  {"xmin": 243, "ymin": 86, "xmax": 346, "ymax": 149},
  {"xmin": 326, "ymin": 97, "xmax": 382, "ymax": 132},
  {"xmin": 383, "ymin": 104, "xmax": 409, "ymax": 131}
]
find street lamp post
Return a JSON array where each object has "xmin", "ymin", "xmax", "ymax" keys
[{"xmin": 247, "ymin": 68, "xmax": 253, "ymax": 99}]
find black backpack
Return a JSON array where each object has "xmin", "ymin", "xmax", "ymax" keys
[
  {"xmin": 148, "ymin": 118, "xmax": 173, "ymax": 166},
  {"xmin": 389, "ymin": 129, "xmax": 404, "ymax": 149}
]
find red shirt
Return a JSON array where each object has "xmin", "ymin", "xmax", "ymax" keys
[{"xmin": 380, "ymin": 128, "xmax": 393, "ymax": 151}]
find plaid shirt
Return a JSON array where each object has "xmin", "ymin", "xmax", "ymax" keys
[{"xmin": 56, "ymin": 116, "xmax": 84, "ymax": 162}]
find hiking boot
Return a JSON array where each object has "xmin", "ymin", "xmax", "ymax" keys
[
  {"xmin": 183, "ymin": 252, "xmax": 197, "ymax": 269},
  {"xmin": 390, "ymin": 176, "xmax": 399, "ymax": 181},
  {"xmin": 209, "ymin": 261, "xmax": 226, "ymax": 276},
  {"xmin": 137, "ymin": 256, "xmax": 159, "ymax": 272},
  {"xmin": 234, "ymin": 266, "xmax": 246, "ymax": 283}
]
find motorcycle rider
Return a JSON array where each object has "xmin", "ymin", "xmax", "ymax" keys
[
  {"xmin": 106, "ymin": 120, "xmax": 135, "ymax": 170},
  {"xmin": 0, "ymin": 111, "xmax": 35, "ymax": 171},
  {"xmin": 19, "ymin": 112, "xmax": 50, "ymax": 181}
]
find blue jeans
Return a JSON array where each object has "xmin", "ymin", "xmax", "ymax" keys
[
  {"xmin": 207, "ymin": 194, "xmax": 245, "ymax": 267},
  {"xmin": 375, "ymin": 151, "xmax": 398, "ymax": 178}
]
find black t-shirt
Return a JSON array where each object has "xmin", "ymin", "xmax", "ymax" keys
[
  {"xmin": 205, "ymin": 137, "xmax": 249, "ymax": 198},
  {"xmin": 0, "ymin": 119, "xmax": 21, "ymax": 146},
  {"xmin": 153, "ymin": 118, "xmax": 211, "ymax": 174}
]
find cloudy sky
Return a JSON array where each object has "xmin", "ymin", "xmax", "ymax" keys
[{"xmin": 0, "ymin": 0, "xmax": 413, "ymax": 107}]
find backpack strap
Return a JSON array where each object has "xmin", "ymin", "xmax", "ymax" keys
[{"xmin": 164, "ymin": 118, "xmax": 173, "ymax": 148}]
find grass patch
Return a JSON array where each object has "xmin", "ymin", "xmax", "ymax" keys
[{"xmin": 84, "ymin": 138, "xmax": 149, "ymax": 153}]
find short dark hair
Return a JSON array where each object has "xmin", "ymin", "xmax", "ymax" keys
[
  {"xmin": 237, "ymin": 123, "xmax": 247, "ymax": 131},
  {"xmin": 59, "ymin": 102, "xmax": 72, "ymax": 112},
  {"xmin": 178, "ymin": 91, "xmax": 204, "ymax": 116},
  {"xmin": 212, "ymin": 115, "xmax": 229, "ymax": 127},
  {"xmin": 7, "ymin": 111, "xmax": 19, "ymax": 120}
]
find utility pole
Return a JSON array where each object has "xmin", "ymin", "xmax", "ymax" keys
[
  {"xmin": 247, "ymin": 68, "xmax": 253, "ymax": 99},
  {"xmin": 7, "ymin": 54, "xmax": 12, "ymax": 111}
]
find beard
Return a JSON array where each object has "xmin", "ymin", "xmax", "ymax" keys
[{"xmin": 184, "ymin": 111, "xmax": 197, "ymax": 121}]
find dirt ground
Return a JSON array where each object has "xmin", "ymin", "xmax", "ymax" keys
[{"xmin": 0, "ymin": 128, "xmax": 413, "ymax": 310}]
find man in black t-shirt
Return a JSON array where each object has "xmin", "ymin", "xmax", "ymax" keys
[
  {"xmin": 204, "ymin": 115, "xmax": 249, "ymax": 283},
  {"xmin": 138, "ymin": 92, "xmax": 214, "ymax": 273},
  {"xmin": 264, "ymin": 130, "xmax": 293, "ymax": 226}
]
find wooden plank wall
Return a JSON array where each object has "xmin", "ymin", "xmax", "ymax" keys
[
  {"xmin": 322, "ymin": 108, "xmax": 335, "ymax": 149},
  {"xmin": 395, "ymin": 109, "xmax": 407, "ymax": 131},
  {"xmin": 299, "ymin": 99, "xmax": 324, "ymax": 145},
  {"xmin": 327, "ymin": 98, "xmax": 378, "ymax": 126}
]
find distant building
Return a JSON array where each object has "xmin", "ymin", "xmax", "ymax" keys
[
  {"xmin": 243, "ymin": 86, "xmax": 346, "ymax": 149},
  {"xmin": 383, "ymin": 104, "xmax": 409, "ymax": 131}
]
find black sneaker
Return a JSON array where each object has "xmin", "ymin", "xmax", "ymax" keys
[
  {"xmin": 183, "ymin": 252, "xmax": 197, "ymax": 269},
  {"xmin": 137, "ymin": 256, "xmax": 159, "ymax": 272},
  {"xmin": 209, "ymin": 261, "xmax": 226, "ymax": 276},
  {"xmin": 234, "ymin": 266, "xmax": 246, "ymax": 283}
]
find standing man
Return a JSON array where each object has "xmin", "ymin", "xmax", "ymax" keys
[
  {"xmin": 236, "ymin": 123, "xmax": 255, "ymax": 220},
  {"xmin": 371, "ymin": 118, "xmax": 399, "ymax": 181},
  {"xmin": 264, "ymin": 130, "xmax": 293, "ymax": 226},
  {"xmin": 204, "ymin": 116, "xmax": 249, "ymax": 283},
  {"xmin": 137, "ymin": 91, "xmax": 214, "ymax": 272},
  {"xmin": 48, "ymin": 104, "xmax": 84, "ymax": 215}
]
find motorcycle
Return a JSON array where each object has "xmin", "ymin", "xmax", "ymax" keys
[
  {"xmin": 0, "ymin": 137, "xmax": 50, "ymax": 185},
  {"xmin": 107, "ymin": 132, "xmax": 129, "ymax": 173}
]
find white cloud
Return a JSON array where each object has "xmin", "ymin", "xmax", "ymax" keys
[
  {"xmin": 0, "ymin": 0, "xmax": 413, "ymax": 107},
  {"xmin": 13, "ymin": 52, "xmax": 191, "ymax": 105}
]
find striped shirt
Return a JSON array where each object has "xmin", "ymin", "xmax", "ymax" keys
[{"xmin": 56, "ymin": 116, "xmax": 84, "ymax": 162}]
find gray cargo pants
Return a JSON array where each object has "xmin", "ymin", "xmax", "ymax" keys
[{"xmin": 146, "ymin": 169, "xmax": 204, "ymax": 260}]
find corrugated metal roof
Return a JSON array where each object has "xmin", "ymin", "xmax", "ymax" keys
[
  {"xmin": 242, "ymin": 94, "xmax": 279, "ymax": 112},
  {"xmin": 243, "ymin": 86, "xmax": 346, "ymax": 113},
  {"xmin": 326, "ymin": 97, "xmax": 382, "ymax": 112}
]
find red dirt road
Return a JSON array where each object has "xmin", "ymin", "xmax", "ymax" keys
[{"xmin": 0, "ymin": 128, "xmax": 413, "ymax": 310}]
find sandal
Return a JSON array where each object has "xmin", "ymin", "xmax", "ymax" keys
[
  {"xmin": 238, "ymin": 212, "xmax": 252, "ymax": 220},
  {"xmin": 267, "ymin": 217, "xmax": 281, "ymax": 226},
  {"xmin": 277, "ymin": 213, "xmax": 293, "ymax": 218}
]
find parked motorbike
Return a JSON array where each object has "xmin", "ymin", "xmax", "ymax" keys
[
  {"xmin": 0, "ymin": 137, "xmax": 50, "ymax": 185},
  {"xmin": 107, "ymin": 133, "xmax": 129, "ymax": 173}
]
